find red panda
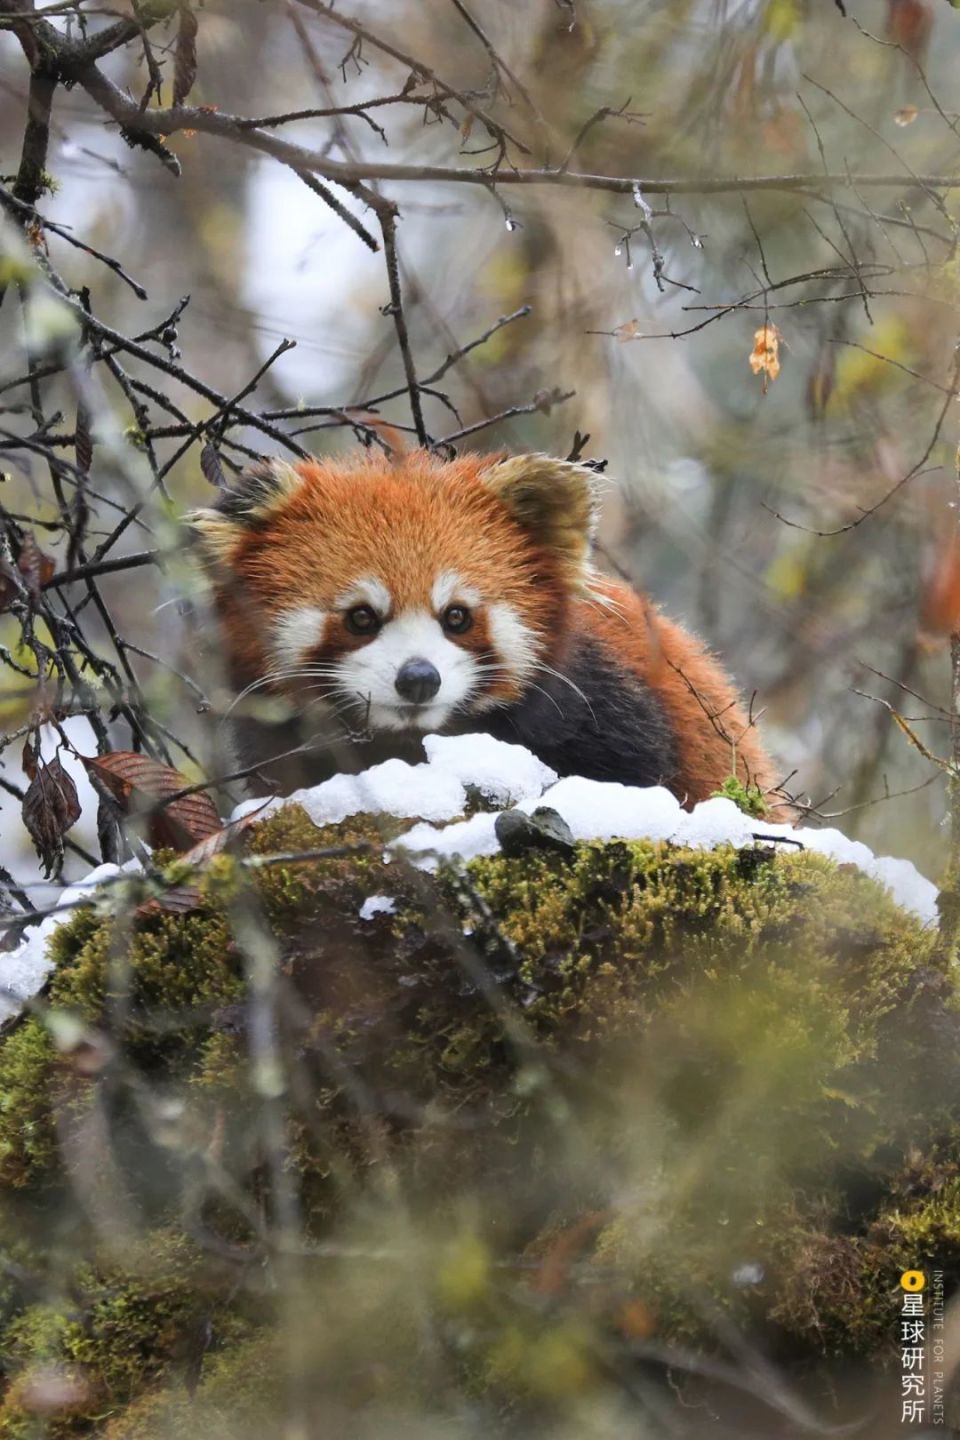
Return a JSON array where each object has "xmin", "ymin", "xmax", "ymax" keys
[{"xmin": 190, "ymin": 449, "xmax": 779, "ymax": 805}]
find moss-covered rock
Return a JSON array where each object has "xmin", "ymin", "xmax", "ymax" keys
[{"xmin": 0, "ymin": 801, "xmax": 954, "ymax": 1434}]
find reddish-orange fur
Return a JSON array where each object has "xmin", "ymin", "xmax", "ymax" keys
[
  {"xmin": 209, "ymin": 452, "xmax": 568, "ymax": 703},
  {"xmin": 580, "ymin": 581, "xmax": 775, "ymax": 804}
]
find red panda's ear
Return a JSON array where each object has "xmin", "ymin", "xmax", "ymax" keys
[
  {"xmin": 187, "ymin": 459, "xmax": 306, "ymax": 563},
  {"xmin": 481, "ymin": 455, "xmax": 598, "ymax": 586}
]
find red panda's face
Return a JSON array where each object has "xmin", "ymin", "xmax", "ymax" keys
[{"xmin": 191, "ymin": 451, "xmax": 597, "ymax": 736}]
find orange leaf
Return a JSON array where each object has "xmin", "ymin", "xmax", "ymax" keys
[
  {"xmin": 749, "ymin": 322, "xmax": 782, "ymax": 391},
  {"xmin": 86, "ymin": 752, "xmax": 221, "ymax": 853}
]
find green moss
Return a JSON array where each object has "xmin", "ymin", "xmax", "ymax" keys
[
  {"xmin": 712, "ymin": 774, "xmax": 769, "ymax": 816},
  {"xmin": 0, "ymin": 1233, "xmax": 252, "ymax": 1436},
  {"xmin": 0, "ymin": 1022, "xmax": 57, "ymax": 1188},
  {"xmin": 0, "ymin": 801, "xmax": 953, "ymax": 1431}
]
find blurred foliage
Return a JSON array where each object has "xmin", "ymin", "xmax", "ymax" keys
[{"xmin": 0, "ymin": 801, "xmax": 955, "ymax": 1433}]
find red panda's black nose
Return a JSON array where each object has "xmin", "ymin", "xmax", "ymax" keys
[{"xmin": 395, "ymin": 658, "xmax": 441, "ymax": 704}]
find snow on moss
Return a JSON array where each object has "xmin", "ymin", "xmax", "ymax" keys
[{"xmin": 1, "ymin": 735, "xmax": 939, "ymax": 1032}]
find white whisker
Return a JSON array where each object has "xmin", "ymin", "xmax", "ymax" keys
[
  {"xmin": 221, "ymin": 665, "xmax": 348, "ymax": 724},
  {"xmin": 520, "ymin": 680, "xmax": 566, "ymax": 717},
  {"xmin": 533, "ymin": 661, "xmax": 596, "ymax": 723}
]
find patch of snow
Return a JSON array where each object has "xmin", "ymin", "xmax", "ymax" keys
[
  {"xmin": 862, "ymin": 855, "xmax": 938, "ymax": 928},
  {"xmin": 398, "ymin": 812, "xmax": 501, "ymax": 871},
  {"xmin": 518, "ymin": 778, "xmax": 683, "ymax": 843},
  {"xmin": 662, "ymin": 795, "xmax": 753, "ymax": 850},
  {"xmin": 230, "ymin": 794, "xmax": 282, "ymax": 824},
  {"xmin": 231, "ymin": 735, "xmax": 556, "ymax": 830},
  {"xmin": 231, "ymin": 756, "xmax": 467, "ymax": 830},
  {"xmin": 358, "ymin": 894, "xmax": 397, "ymax": 921},
  {"xmin": 0, "ymin": 859, "xmax": 142, "ymax": 1024},
  {"xmin": 422, "ymin": 733, "xmax": 557, "ymax": 806},
  {"xmin": 793, "ymin": 825, "xmax": 876, "ymax": 870},
  {"xmin": 302, "ymin": 759, "xmax": 465, "ymax": 828}
]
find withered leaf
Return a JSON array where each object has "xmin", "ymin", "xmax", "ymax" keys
[
  {"xmin": 23, "ymin": 757, "xmax": 82, "ymax": 877},
  {"xmin": 134, "ymin": 809, "xmax": 266, "ymax": 916},
  {"xmin": 200, "ymin": 440, "xmax": 226, "ymax": 490},
  {"xmin": 17, "ymin": 533, "xmax": 56, "ymax": 595},
  {"xmin": 135, "ymin": 883, "xmax": 203, "ymax": 918},
  {"xmin": 178, "ymin": 809, "xmax": 266, "ymax": 866},
  {"xmin": 0, "ymin": 533, "xmax": 56, "ymax": 612},
  {"xmin": 173, "ymin": 5, "xmax": 199, "ymax": 108},
  {"xmin": 75, "ymin": 402, "xmax": 93, "ymax": 476},
  {"xmin": 21, "ymin": 735, "xmax": 38, "ymax": 783},
  {"xmin": 86, "ymin": 752, "xmax": 220, "ymax": 853}
]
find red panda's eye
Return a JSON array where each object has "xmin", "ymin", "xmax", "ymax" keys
[
  {"xmin": 442, "ymin": 605, "xmax": 473, "ymax": 635},
  {"xmin": 344, "ymin": 605, "xmax": 380, "ymax": 636}
]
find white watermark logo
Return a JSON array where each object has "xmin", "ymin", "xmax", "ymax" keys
[{"xmin": 899, "ymin": 1268, "xmax": 945, "ymax": 1426}]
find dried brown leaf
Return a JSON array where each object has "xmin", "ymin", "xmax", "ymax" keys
[
  {"xmin": 21, "ymin": 735, "xmax": 38, "ymax": 784},
  {"xmin": 0, "ymin": 533, "xmax": 57, "ymax": 612},
  {"xmin": 135, "ymin": 884, "xmax": 203, "ymax": 918},
  {"xmin": 17, "ymin": 534, "xmax": 56, "ymax": 595},
  {"xmin": 75, "ymin": 402, "xmax": 93, "ymax": 476},
  {"xmin": 200, "ymin": 441, "xmax": 226, "ymax": 489},
  {"xmin": 23, "ymin": 757, "xmax": 81, "ymax": 877},
  {"xmin": 173, "ymin": 4, "xmax": 199, "ymax": 108},
  {"xmin": 134, "ymin": 808, "xmax": 269, "ymax": 915},
  {"xmin": 178, "ymin": 809, "xmax": 266, "ymax": 866},
  {"xmin": 86, "ymin": 752, "xmax": 220, "ymax": 852}
]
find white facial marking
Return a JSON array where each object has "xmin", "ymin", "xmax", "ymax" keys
[
  {"xmin": 335, "ymin": 609, "xmax": 479, "ymax": 732},
  {"xmin": 487, "ymin": 601, "xmax": 539, "ymax": 685},
  {"xmin": 334, "ymin": 575, "xmax": 392, "ymax": 617},
  {"xmin": 273, "ymin": 606, "xmax": 328, "ymax": 670},
  {"xmin": 431, "ymin": 569, "xmax": 481, "ymax": 613}
]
